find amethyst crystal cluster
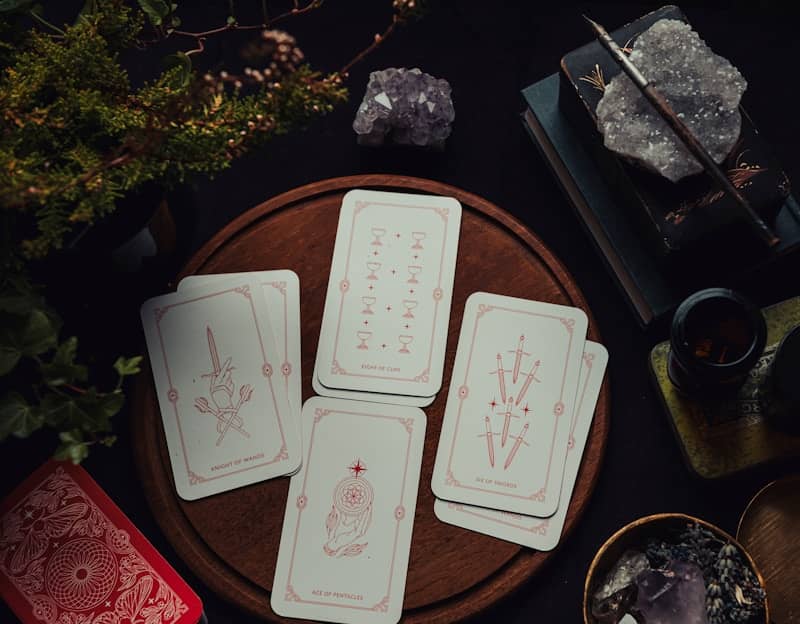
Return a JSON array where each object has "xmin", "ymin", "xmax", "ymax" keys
[
  {"xmin": 352, "ymin": 68, "xmax": 454, "ymax": 148},
  {"xmin": 591, "ymin": 523, "xmax": 765, "ymax": 624}
]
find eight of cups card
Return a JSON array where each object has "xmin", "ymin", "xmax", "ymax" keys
[
  {"xmin": 431, "ymin": 292, "xmax": 588, "ymax": 517},
  {"xmin": 312, "ymin": 357, "xmax": 435, "ymax": 408},
  {"xmin": 315, "ymin": 189, "xmax": 462, "ymax": 397},
  {"xmin": 141, "ymin": 278, "xmax": 301, "ymax": 500},
  {"xmin": 271, "ymin": 396, "xmax": 426, "ymax": 624},
  {"xmin": 178, "ymin": 270, "xmax": 302, "ymax": 419},
  {"xmin": 434, "ymin": 341, "xmax": 607, "ymax": 550}
]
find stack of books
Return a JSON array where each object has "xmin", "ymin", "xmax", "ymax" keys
[{"xmin": 521, "ymin": 6, "xmax": 800, "ymax": 327}]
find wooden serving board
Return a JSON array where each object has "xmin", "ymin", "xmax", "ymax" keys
[{"xmin": 131, "ymin": 175, "xmax": 610, "ymax": 622}]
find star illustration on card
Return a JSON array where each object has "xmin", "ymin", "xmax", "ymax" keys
[{"xmin": 348, "ymin": 458, "xmax": 368, "ymax": 478}]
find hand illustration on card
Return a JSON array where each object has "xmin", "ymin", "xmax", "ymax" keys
[{"xmin": 324, "ymin": 459, "xmax": 374, "ymax": 558}]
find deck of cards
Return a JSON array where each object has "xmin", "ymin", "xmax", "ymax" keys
[
  {"xmin": 141, "ymin": 269, "xmax": 303, "ymax": 500},
  {"xmin": 138, "ymin": 187, "xmax": 607, "ymax": 623},
  {"xmin": 0, "ymin": 461, "xmax": 204, "ymax": 624},
  {"xmin": 431, "ymin": 292, "xmax": 607, "ymax": 551},
  {"xmin": 313, "ymin": 190, "xmax": 462, "ymax": 407}
]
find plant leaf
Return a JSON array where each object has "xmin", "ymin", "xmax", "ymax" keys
[
  {"xmin": 53, "ymin": 430, "xmax": 89, "ymax": 464},
  {"xmin": 40, "ymin": 393, "xmax": 87, "ymax": 429},
  {"xmin": 137, "ymin": 0, "xmax": 170, "ymax": 26},
  {"xmin": 0, "ymin": 392, "xmax": 44, "ymax": 440},
  {"xmin": 42, "ymin": 336, "xmax": 88, "ymax": 386},
  {"xmin": 0, "ymin": 344, "xmax": 20, "ymax": 375},
  {"xmin": 19, "ymin": 309, "xmax": 58, "ymax": 356},
  {"xmin": 76, "ymin": 0, "xmax": 100, "ymax": 22},
  {"xmin": 113, "ymin": 355, "xmax": 142, "ymax": 377},
  {"xmin": 162, "ymin": 51, "xmax": 192, "ymax": 89},
  {"xmin": 76, "ymin": 388, "xmax": 124, "ymax": 433}
]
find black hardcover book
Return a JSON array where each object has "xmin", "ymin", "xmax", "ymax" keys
[
  {"xmin": 521, "ymin": 74, "xmax": 800, "ymax": 327},
  {"xmin": 558, "ymin": 5, "xmax": 791, "ymax": 273}
]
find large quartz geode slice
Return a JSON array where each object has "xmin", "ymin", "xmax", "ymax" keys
[{"xmin": 596, "ymin": 19, "xmax": 747, "ymax": 183}]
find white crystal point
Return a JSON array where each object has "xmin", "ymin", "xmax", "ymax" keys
[{"xmin": 596, "ymin": 19, "xmax": 747, "ymax": 182}]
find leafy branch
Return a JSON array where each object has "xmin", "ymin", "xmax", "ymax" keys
[{"xmin": 0, "ymin": 276, "xmax": 141, "ymax": 463}]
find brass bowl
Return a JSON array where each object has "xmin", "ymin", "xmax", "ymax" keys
[
  {"xmin": 583, "ymin": 513, "xmax": 770, "ymax": 623},
  {"xmin": 737, "ymin": 476, "xmax": 800, "ymax": 624}
]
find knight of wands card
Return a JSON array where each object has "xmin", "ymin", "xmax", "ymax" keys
[
  {"xmin": 271, "ymin": 396, "xmax": 426, "ymax": 624},
  {"xmin": 315, "ymin": 189, "xmax": 462, "ymax": 398},
  {"xmin": 431, "ymin": 292, "xmax": 588, "ymax": 518},
  {"xmin": 177, "ymin": 270, "xmax": 302, "ymax": 419},
  {"xmin": 141, "ymin": 278, "xmax": 301, "ymax": 500}
]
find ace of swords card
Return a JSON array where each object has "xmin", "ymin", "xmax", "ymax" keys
[
  {"xmin": 434, "ymin": 341, "xmax": 607, "ymax": 550},
  {"xmin": 141, "ymin": 278, "xmax": 301, "ymax": 500},
  {"xmin": 431, "ymin": 292, "xmax": 588, "ymax": 517}
]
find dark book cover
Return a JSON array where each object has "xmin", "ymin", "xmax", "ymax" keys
[
  {"xmin": 521, "ymin": 73, "xmax": 800, "ymax": 327},
  {"xmin": 558, "ymin": 5, "xmax": 791, "ymax": 269}
]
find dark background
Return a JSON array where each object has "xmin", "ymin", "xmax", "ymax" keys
[{"xmin": 3, "ymin": 1, "xmax": 800, "ymax": 621}]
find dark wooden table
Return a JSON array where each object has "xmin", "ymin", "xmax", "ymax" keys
[{"xmin": 3, "ymin": 2, "xmax": 800, "ymax": 622}]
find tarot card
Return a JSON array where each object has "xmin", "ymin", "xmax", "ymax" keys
[
  {"xmin": 0, "ymin": 460, "xmax": 203, "ymax": 624},
  {"xmin": 271, "ymin": 396, "xmax": 426, "ymax": 624},
  {"xmin": 431, "ymin": 292, "xmax": 588, "ymax": 517},
  {"xmin": 434, "ymin": 341, "xmax": 607, "ymax": 550},
  {"xmin": 141, "ymin": 278, "xmax": 300, "ymax": 500},
  {"xmin": 178, "ymin": 270, "xmax": 302, "ymax": 419},
  {"xmin": 312, "ymin": 358, "xmax": 435, "ymax": 407},
  {"xmin": 315, "ymin": 190, "xmax": 461, "ymax": 397}
]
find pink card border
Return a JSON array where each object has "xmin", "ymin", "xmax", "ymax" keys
[
  {"xmin": 283, "ymin": 408, "xmax": 416, "ymax": 613},
  {"xmin": 264, "ymin": 280, "xmax": 294, "ymax": 396},
  {"xmin": 444, "ymin": 303, "xmax": 579, "ymax": 504},
  {"xmin": 444, "ymin": 349, "xmax": 596, "ymax": 535},
  {"xmin": 328, "ymin": 200, "xmax": 452, "ymax": 384},
  {"xmin": 153, "ymin": 286, "xmax": 290, "ymax": 486}
]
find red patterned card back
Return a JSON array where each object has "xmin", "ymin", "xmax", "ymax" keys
[{"xmin": 0, "ymin": 460, "xmax": 203, "ymax": 624}]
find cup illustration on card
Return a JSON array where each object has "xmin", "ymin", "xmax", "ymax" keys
[
  {"xmin": 411, "ymin": 231, "xmax": 426, "ymax": 249},
  {"xmin": 370, "ymin": 227, "xmax": 386, "ymax": 246},
  {"xmin": 324, "ymin": 459, "xmax": 373, "ymax": 557},
  {"xmin": 356, "ymin": 331, "xmax": 372, "ymax": 350},
  {"xmin": 398, "ymin": 334, "xmax": 413, "ymax": 353},
  {"xmin": 407, "ymin": 265, "xmax": 422, "ymax": 284},
  {"xmin": 484, "ymin": 337, "xmax": 540, "ymax": 469},
  {"xmin": 402, "ymin": 299, "xmax": 418, "ymax": 318},
  {"xmin": 194, "ymin": 326, "xmax": 253, "ymax": 446},
  {"xmin": 366, "ymin": 261, "xmax": 381, "ymax": 280},
  {"xmin": 361, "ymin": 296, "xmax": 376, "ymax": 314}
]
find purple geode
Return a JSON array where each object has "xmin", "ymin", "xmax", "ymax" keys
[
  {"xmin": 352, "ymin": 67, "xmax": 454, "ymax": 148},
  {"xmin": 635, "ymin": 560, "xmax": 708, "ymax": 624}
]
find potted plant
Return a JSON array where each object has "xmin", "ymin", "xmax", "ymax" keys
[{"xmin": 0, "ymin": 0, "xmax": 423, "ymax": 461}]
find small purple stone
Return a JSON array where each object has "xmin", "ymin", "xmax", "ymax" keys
[
  {"xmin": 635, "ymin": 560, "xmax": 708, "ymax": 624},
  {"xmin": 352, "ymin": 67, "xmax": 454, "ymax": 149}
]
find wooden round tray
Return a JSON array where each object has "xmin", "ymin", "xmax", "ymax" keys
[{"xmin": 131, "ymin": 175, "xmax": 610, "ymax": 622}]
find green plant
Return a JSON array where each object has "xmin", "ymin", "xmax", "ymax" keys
[{"xmin": 0, "ymin": 0, "xmax": 423, "ymax": 461}]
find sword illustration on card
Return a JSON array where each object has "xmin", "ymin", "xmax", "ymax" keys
[{"xmin": 194, "ymin": 326, "xmax": 253, "ymax": 445}]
